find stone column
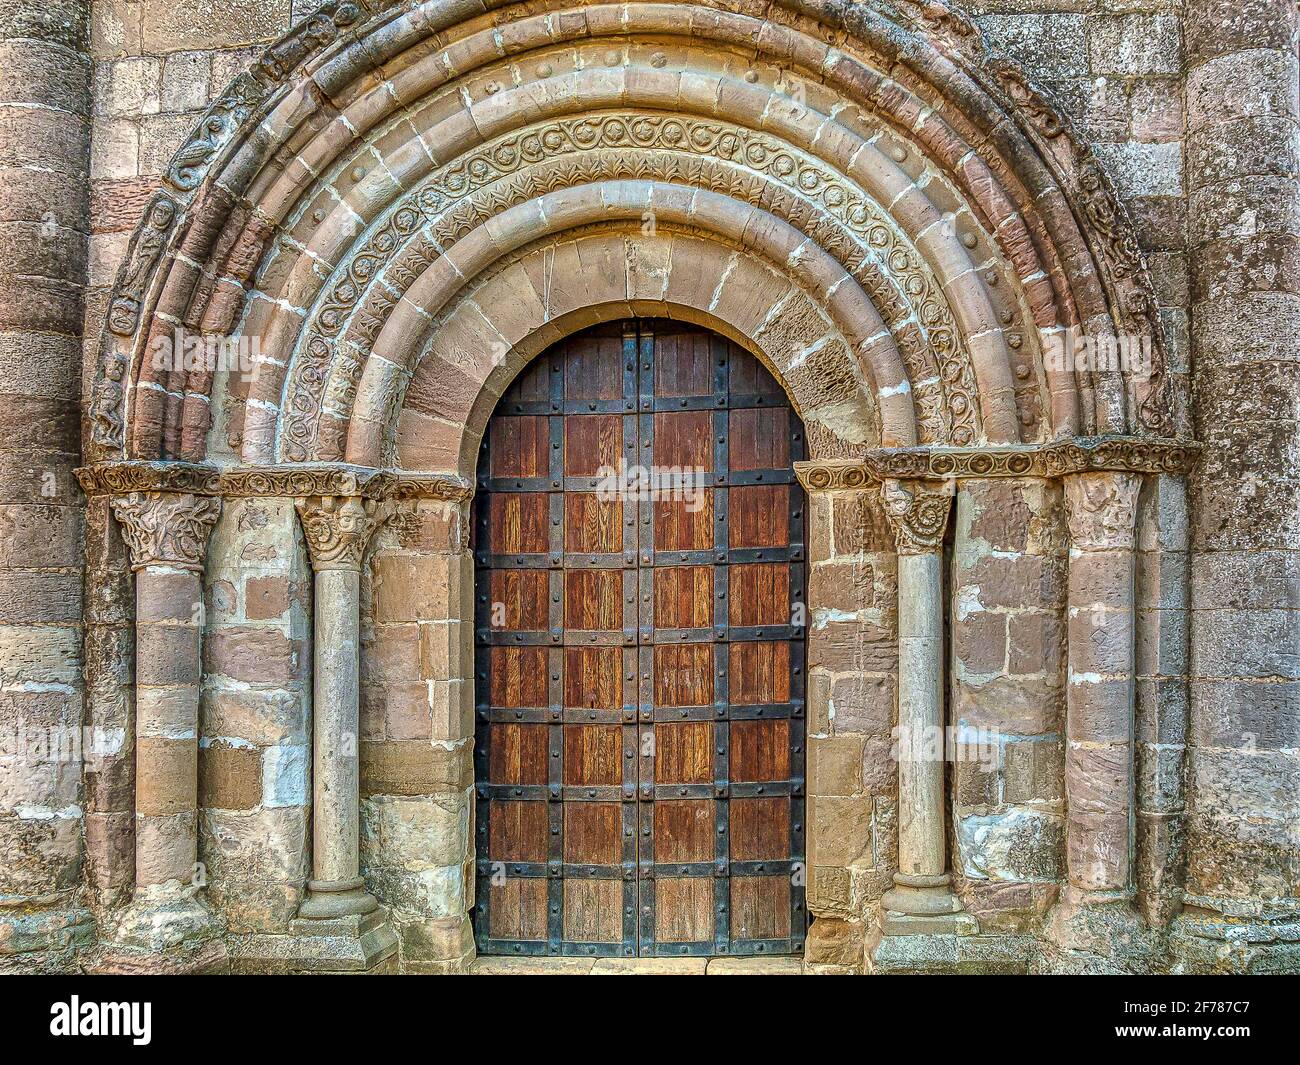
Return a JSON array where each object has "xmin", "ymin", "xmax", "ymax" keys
[
  {"xmin": 878, "ymin": 478, "xmax": 967, "ymax": 930},
  {"xmin": 109, "ymin": 491, "xmax": 222, "ymax": 956},
  {"xmin": 1177, "ymin": 0, "xmax": 1300, "ymax": 972},
  {"xmin": 292, "ymin": 494, "xmax": 397, "ymax": 970},
  {"xmin": 1047, "ymin": 471, "xmax": 1145, "ymax": 958},
  {"xmin": 0, "ymin": 0, "xmax": 94, "ymax": 969}
]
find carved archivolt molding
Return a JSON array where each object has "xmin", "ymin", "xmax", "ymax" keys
[
  {"xmin": 88, "ymin": 0, "xmax": 381, "ymax": 452},
  {"xmin": 880, "ymin": 478, "xmax": 954, "ymax": 555},
  {"xmin": 92, "ymin": 0, "xmax": 1172, "ymax": 467},
  {"xmin": 794, "ymin": 436, "xmax": 1196, "ymax": 490},
  {"xmin": 110, "ymin": 492, "xmax": 222, "ymax": 572},
  {"xmin": 284, "ymin": 112, "xmax": 987, "ymax": 460},
  {"xmin": 78, "ymin": 462, "xmax": 472, "ymax": 503},
  {"xmin": 295, "ymin": 495, "xmax": 389, "ymax": 572}
]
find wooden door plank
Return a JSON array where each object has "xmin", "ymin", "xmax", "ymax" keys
[{"xmin": 477, "ymin": 320, "xmax": 806, "ymax": 959}]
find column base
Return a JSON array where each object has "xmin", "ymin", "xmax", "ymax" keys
[
  {"xmin": 266, "ymin": 907, "xmax": 399, "ymax": 973},
  {"xmin": 296, "ymin": 877, "xmax": 379, "ymax": 920},
  {"xmin": 881, "ymin": 872, "xmax": 968, "ymax": 922},
  {"xmin": 105, "ymin": 887, "xmax": 222, "ymax": 954},
  {"xmin": 867, "ymin": 928, "xmax": 1028, "ymax": 974},
  {"xmin": 879, "ymin": 910, "xmax": 980, "ymax": 937},
  {"xmin": 1042, "ymin": 887, "xmax": 1154, "ymax": 972}
]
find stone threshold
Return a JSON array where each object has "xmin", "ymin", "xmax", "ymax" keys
[{"xmin": 472, "ymin": 955, "xmax": 805, "ymax": 975}]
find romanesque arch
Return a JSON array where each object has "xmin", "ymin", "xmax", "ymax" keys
[
  {"xmin": 72, "ymin": 0, "xmax": 1198, "ymax": 974},
  {"xmin": 88, "ymin": 0, "xmax": 1180, "ymax": 471}
]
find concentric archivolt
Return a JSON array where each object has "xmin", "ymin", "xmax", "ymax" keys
[
  {"xmin": 91, "ymin": 0, "xmax": 1173, "ymax": 476},
  {"xmin": 275, "ymin": 110, "xmax": 994, "ymax": 464}
]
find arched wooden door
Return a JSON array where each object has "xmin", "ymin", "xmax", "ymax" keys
[{"xmin": 473, "ymin": 319, "xmax": 807, "ymax": 958}]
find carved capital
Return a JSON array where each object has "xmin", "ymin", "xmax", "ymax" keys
[
  {"xmin": 111, "ymin": 492, "xmax": 221, "ymax": 572},
  {"xmin": 880, "ymin": 478, "xmax": 953, "ymax": 555},
  {"xmin": 1063, "ymin": 472, "xmax": 1141, "ymax": 551},
  {"xmin": 295, "ymin": 495, "xmax": 387, "ymax": 571}
]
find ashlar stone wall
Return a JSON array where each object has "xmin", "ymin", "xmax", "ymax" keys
[{"xmin": 0, "ymin": 0, "xmax": 1296, "ymax": 975}]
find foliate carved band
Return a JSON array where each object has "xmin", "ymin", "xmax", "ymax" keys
[
  {"xmin": 881, "ymin": 479, "xmax": 953, "ymax": 555},
  {"xmin": 111, "ymin": 492, "xmax": 222, "ymax": 572},
  {"xmin": 1063, "ymin": 472, "xmax": 1141, "ymax": 551},
  {"xmin": 794, "ymin": 436, "xmax": 1195, "ymax": 492},
  {"xmin": 296, "ymin": 495, "xmax": 388, "ymax": 571},
  {"xmin": 78, "ymin": 462, "xmax": 473, "ymax": 503}
]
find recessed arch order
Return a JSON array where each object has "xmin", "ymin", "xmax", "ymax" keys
[{"xmin": 90, "ymin": 0, "xmax": 1174, "ymax": 475}]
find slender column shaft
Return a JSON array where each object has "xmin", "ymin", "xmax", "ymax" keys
[
  {"xmin": 896, "ymin": 550, "xmax": 946, "ymax": 879},
  {"xmin": 133, "ymin": 565, "xmax": 203, "ymax": 890},
  {"xmin": 295, "ymin": 494, "xmax": 386, "ymax": 919},
  {"xmin": 878, "ymin": 478, "xmax": 964, "ymax": 921},
  {"xmin": 311, "ymin": 567, "xmax": 362, "ymax": 886}
]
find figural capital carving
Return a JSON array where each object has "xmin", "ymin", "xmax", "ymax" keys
[
  {"xmin": 111, "ymin": 491, "xmax": 222, "ymax": 572},
  {"xmin": 881, "ymin": 478, "xmax": 953, "ymax": 555},
  {"xmin": 295, "ymin": 495, "xmax": 387, "ymax": 571},
  {"xmin": 1063, "ymin": 471, "xmax": 1141, "ymax": 551}
]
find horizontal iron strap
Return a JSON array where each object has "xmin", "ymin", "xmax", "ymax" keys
[
  {"xmin": 728, "ymin": 780, "xmax": 803, "ymax": 798},
  {"xmin": 478, "ymin": 548, "xmax": 807, "ymax": 568},
  {"xmin": 727, "ymin": 625, "xmax": 804, "ymax": 642},
  {"xmin": 475, "ymin": 553, "xmax": 553, "ymax": 569},
  {"xmin": 719, "ymin": 702, "xmax": 806, "ymax": 720},
  {"xmin": 650, "ymin": 548, "xmax": 802, "ymax": 565},
  {"xmin": 649, "ymin": 394, "xmax": 728, "ymax": 411},
  {"xmin": 651, "ymin": 783, "xmax": 717, "ymax": 800},
  {"xmin": 647, "ymin": 781, "xmax": 803, "ymax": 799},
  {"xmin": 479, "ymin": 476, "xmax": 553, "ymax": 493},
  {"xmin": 561, "ymin": 399, "xmax": 636, "ymax": 413},
  {"xmin": 475, "ymin": 554, "xmax": 634, "ymax": 568},
  {"xmin": 475, "ymin": 860, "xmax": 635, "ymax": 878},
  {"xmin": 727, "ymin": 939, "xmax": 799, "ymax": 956},
  {"xmin": 489, "ymin": 399, "xmax": 555, "ymax": 416},
  {"xmin": 718, "ymin": 469, "xmax": 797, "ymax": 486},
  {"xmin": 477, "ymin": 784, "xmax": 549, "ymax": 801},
  {"xmin": 476, "ymin": 939, "xmax": 549, "ymax": 956},
  {"xmin": 478, "ymin": 707, "xmax": 649, "ymax": 723},
  {"xmin": 475, "ymin": 630, "xmax": 637, "ymax": 646},
  {"xmin": 646, "ymin": 942, "xmax": 715, "ymax": 957},
  {"xmin": 639, "ymin": 862, "xmax": 719, "ymax": 878},
  {"xmin": 729, "ymin": 860, "xmax": 801, "ymax": 876}
]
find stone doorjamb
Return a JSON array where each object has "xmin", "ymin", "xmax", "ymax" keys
[
  {"xmin": 78, "ymin": 436, "xmax": 1194, "ymax": 972},
  {"xmin": 794, "ymin": 436, "xmax": 1194, "ymax": 970}
]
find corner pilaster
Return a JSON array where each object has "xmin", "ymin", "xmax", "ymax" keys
[
  {"xmin": 103, "ymin": 491, "xmax": 226, "ymax": 969},
  {"xmin": 1045, "ymin": 471, "xmax": 1150, "ymax": 966}
]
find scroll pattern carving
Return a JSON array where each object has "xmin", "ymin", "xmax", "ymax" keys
[
  {"xmin": 91, "ymin": 0, "xmax": 1173, "ymax": 467},
  {"xmin": 881, "ymin": 478, "xmax": 954, "ymax": 555},
  {"xmin": 90, "ymin": 194, "xmax": 179, "ymax": 449},
  {"xmin": 89, "ymin": 1, "xmax": 384, "ymax": 455},
  {"xmin": 793, "ymin": 437, "xmax": 1195, "ymax": 491},
  {"xmin": 283, "ymin": 112, "xmax": 986, "ymax": 459},
  {"xmin": 78, "ymin": 461, "xmax": 473, "ymax": 503},
  {"xmin": 295, "ymin": 495, "xmax": 388, "ymax": 571}
]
